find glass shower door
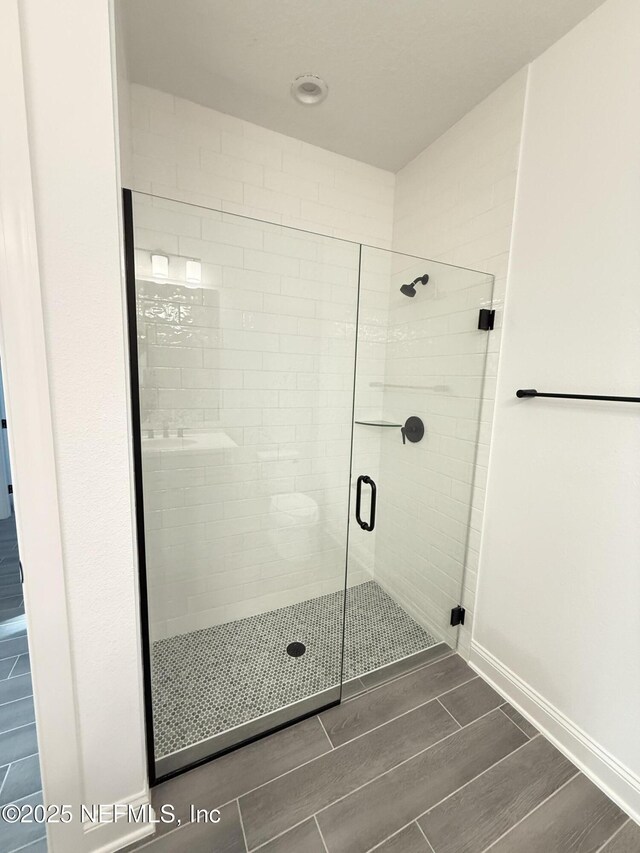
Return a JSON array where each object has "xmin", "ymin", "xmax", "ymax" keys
[
  {"xmin": 124, "ymin": 191, "xmax": 360, "ymax": 779},
  {"xmin": 345, "ymin": 246, "xmax": 494, "ymax": 682}
]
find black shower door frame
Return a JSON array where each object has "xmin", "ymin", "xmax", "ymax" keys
[{"xmin": 122, "ymin": 189, "xmax": 362, "ymax": 785}]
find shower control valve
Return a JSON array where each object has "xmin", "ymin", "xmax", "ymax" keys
[{"xmin": 401, "ymin": 416, "xmax": 425, "ymax": 445}]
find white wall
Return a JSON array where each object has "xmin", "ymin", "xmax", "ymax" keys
[
  {"xmin": 474, "ymin": 0, "xmax": 640, "ymax": 822},
  {"xmin": 16, "ymin": 1, "xmax": 149, "ymax": 849},
  {"xmin": 391, "ymin": 70, "xmax": 527, "ymax": 655}
]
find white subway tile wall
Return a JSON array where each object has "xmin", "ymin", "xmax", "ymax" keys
[
  {"xmin": 391, "ymin": 69, "xmax": 528, "ymax": 655},
  {"xmin": 359, "ymin": 250, "xmax": 494, "ymax": 645},
  {"xmin": 133, "ymin": 194, "xmax": 373, "ymax": 640},
  {"xmin": 128, "ymin": 84, "xmax": 395, "ymax": 248},
  {"xmin": 127, "ymin": 87, "xmax": 397, "ymax": 640}
]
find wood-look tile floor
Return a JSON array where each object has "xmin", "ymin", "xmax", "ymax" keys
[
  {"xmin": 0, "ymin": 515, "xmax": 46, "ymax": 853},
  {"xmin": 126, "ymin": 651, "xmax": 639, "ymax": 853}
]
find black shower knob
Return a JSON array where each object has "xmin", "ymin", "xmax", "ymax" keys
[{"xmin": 401, "ymin": 416, "xmax": 425, "ymax": 444}]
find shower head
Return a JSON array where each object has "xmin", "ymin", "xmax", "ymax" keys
[{"xmin": 400, "ymin": 274, "xmax": 429, "ymax": 298}]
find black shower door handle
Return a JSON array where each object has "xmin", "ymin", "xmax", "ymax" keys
[{"xmin": 355, "ymin": 475, "xmax": 377, "ymax": 532}]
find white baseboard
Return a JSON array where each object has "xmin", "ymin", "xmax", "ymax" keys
[
  {"xmin": 81, "ymin": 788, "xmax": 155, "ymax": 853},
  {"xmin": 470, "ymin": 641, "xmax": 640, "ymax": 826}
]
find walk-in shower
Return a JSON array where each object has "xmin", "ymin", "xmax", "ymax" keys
[{"xmin": 123, "ymin": 189, "xmax": 494, "ymax": 781}]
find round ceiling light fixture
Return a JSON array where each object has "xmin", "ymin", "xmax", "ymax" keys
[{"xmin": 291, "ymin": 74, "xmax": 328, "ymax": 106}]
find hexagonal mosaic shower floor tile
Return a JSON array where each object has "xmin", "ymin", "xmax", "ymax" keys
[{"xmin": 151, "ymin": 580, "xmax": 438, "ymax": 759}]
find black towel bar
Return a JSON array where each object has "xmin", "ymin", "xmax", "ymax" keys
[{"xmin": 516, "ymin": 389, "xmax": 640, "ymax": 404}]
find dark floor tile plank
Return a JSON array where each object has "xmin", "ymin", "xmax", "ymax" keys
[
  {"xmin": 0, "ymin": 754, "xmax": 43, "ymax": 805},
  {"xmin": 13, "ymin": 839, "xmax": 47, "ymax": 852},
  {"xmin": 0, "ymin": 609, "xmax": 24, "ymax": 626},
  {"xmin": 0, "ymin": 723, "xmax": 38, "ymax": 764},
  {"xmin": 317, "ymin": 709, "xmax": 526, "ymax": 853},
  {"xmin": 0, "ymin": 583, "xmax": 22, "ymax": 598},
  {"xmin": 0, "ymin": 673, "xmax": 32, "ymax": 705},
  {"xmin": 321, "ymin": 654, "xmax": 472, "ymax": 747},
  {"xmin": 489, "ymin": 773, "xmax": 626, "ymax": 853},
  {"xmin": 359, "ymin": 645, "xmax": 451, "ymax": 690},
  {"xmin": 438, "ymin": 677, "xmax": 502, "ymax": 727},
  {"xmin": 135, "ymin": 801, "xmax": 244, "ymax": 853},
  {"xmin": 500, "ymin": 703, "xmax": 538, "ymax": 738},
  {"xmin": 240, "ymin": 698, "xmax": 458, "ymax": 849},
  {"xmin": 0, "ymin": 596, "xmax": 22, "ymax": 613},
  {"xmin": 257, "ymin": 819, "xmax": 326, "ymax": 853},
  {"xmin": 600, "ymin": 820, "xmax": 640, "ymax": 851},
  {"xmin": 0, "ymin": 696, "xmax": 35, "ymax": 734},
  {"xmin": 0, "ymin": 791, "xmax": 45, "ymax": 852},
  {"xmin": 376, "ymin": 823, "xmax": 432, "ymax": 853},
  {"xmin": 0, "ymin": 623, "xmax": 26, "ymax": 643},
  {"xmin": 0, "ymin": 567, "xmax": 19, "ymax": 580},
  {"xmin": 419, "ymin": 735, "xmax": 576, "ymax": 853},
  {"xmin": 0, "ymin": 657, "xmax": 16, "ymax": 679},
  {"xmin": 151, "ymin": 716, "xmax": 330, "ymax": 840},
  {"xmin": 9, "ymin": 655, "xmax": 30, "ymax": 678},
  {"xmin": 0, "ymin": 636, "xmax": 28, "ymax": 659}
]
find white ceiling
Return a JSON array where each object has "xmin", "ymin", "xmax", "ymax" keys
[{"xmin": 118, "ymin": 0, "xmax": 605, "ymax": 171}]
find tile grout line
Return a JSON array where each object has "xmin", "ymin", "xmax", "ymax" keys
[
  {"xmin": 7, "ymin": 667, "xmax": 30, "ymax": 681},
  {"xmin": 0, "ymin": 749, "xmax": 39, "ymax": 767},
  {"xmin": 9, "ymin": 831, "xmax": 48, "ymax": 853},
  {"xmin": 0, "ymin": 720, "xmax": 36, "ymax": 738},
  {"xmin": 435, "ymin": 675, "xmax": 480, "ymax": 701},
  {"xmin": 2, "ymin": 655, "xmax": 20, "ymax": 681},
  {"xmin": 343, "ymin": 657, "xmax": 453, "ymax": 704},
  {"xmin": 359, "ymin": 734, "xmax": 543, "ymax": 853},
  {"xmin": 435, "ymin": 696, "xmax": 463, "ymax": 729},
  {"xmin": 355, "ymin": 651, "xmax": 455, "ymax": 696},
  {"xmin": 236, "ymin": 798, "xmax": 250, "ymax": 853},
  {"xmin": 316, "ymin": 715, "xmax": 334, "ymax": 750},
  {"xmin": 0, "ymin": 693, "xmax": 33, "ymax": 711},
  {"xmin": 593, "ymin": 818, "xmax": 630, "ymax": 853},
  {"xmin": 498, "ymin": 705, "xmax": 534, "ymax": 739},
  {"xmin": 342, "ymin": 650, "xmax": 457, "ymax": 701},
  {"xmin": 8, "ymin": 832, "xmax": 47, "ymax": 853},
  {"xmin": 247, "ymin": 816, "xmax": 309, "ymax": 852},
  {"xmin": 0, "ymin": 761, "xmax": 11, "ymax": 800},
  {"xmin": 416, "ymin": 820, "xmax": 437, "ymax": 853},
  {"xmin": 2, "ymin": 790, "xmax": 46, "ymax": 853},
  {"xmin": 479, "ymin": 770, "xmax": 581, "ymax": 853},
  {"xmin": 314, "ymin": 815, "xmax": 330, "ymax": 853}
]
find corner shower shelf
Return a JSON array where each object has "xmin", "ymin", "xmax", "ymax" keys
[{"xmin": 355, "ymin": 420, "xmax": 403, "ymax": 428}]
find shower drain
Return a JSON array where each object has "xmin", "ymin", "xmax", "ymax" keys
[{"xmin": 286, "ymin": 642, "xmax": 306, "ymax": 658}]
